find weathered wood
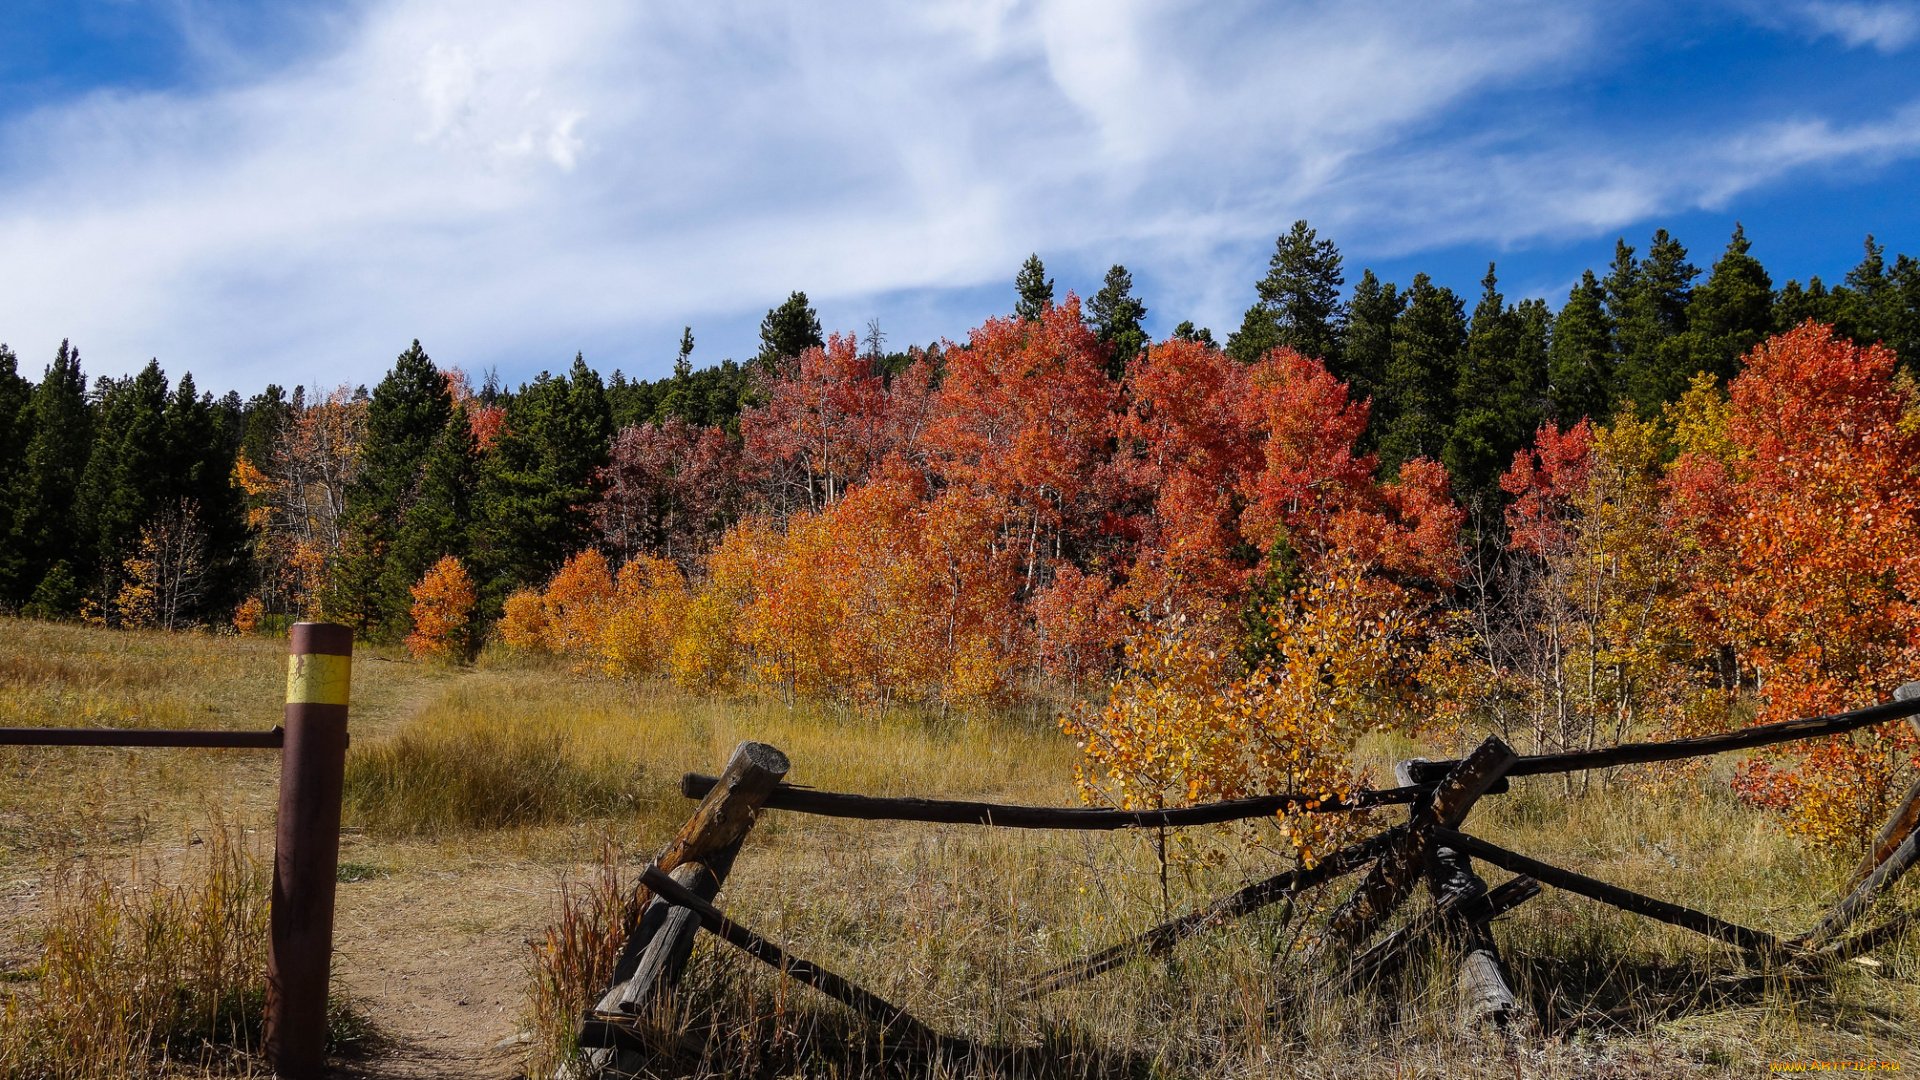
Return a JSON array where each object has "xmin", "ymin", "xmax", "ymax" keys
[
  {"xmin": 1408, "ymin": 690, "xmax": 1920, "ymax": 784},
  {"xmin": 1425, "ymin": 841, "xmax": 1520, "ymax": 1027},
  {"xmin": 1845, "ymin": 683, "xmax": 1920, "ymax": 888},
  {"xmin": 1823, "ymin": 908, "xmax": 1920, "ymax": 961},
  {"xmin": 680, "ymin": 772, "xmax": 1426, "ymax": 828},
  {"xmin": 1335, "ymin": 874, "xmax": 1539, "ymax": 992},
  {"xmin": 581, "ymin": 741, "xmax": 788, "ymax": 1065},
  {"xmin": 1315, "ymin": 736, "xmax": 1518, "ymax": 956},
  {"xmin": 1437, "ymin": 827, "xmax": 1791, "ymax": 957},
  {"xmin": 1848, "ymin": 776, "xmax": 1920, "ymax": 890},
  {"xmin": 639, "ymin": 865, "xmax": 963, "ymax": 1055},
  {"xmin": 1021, "ymin": 827, "xmax": 1402, "ymax": 998},
  {"xmin": 1798, "ymin": 827, "xmax": 1920, "ymax": 950}
]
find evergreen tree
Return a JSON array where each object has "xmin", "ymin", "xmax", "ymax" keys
[
  {"xmin": 1548, "ymin": 270, "xmax": 1615, "ymax": 425},
  {"xmin": 1775, "ymin": 276, "xmax": 1842, "ymax": 334},
  {"xmin": 335, "ymin": 341, "xmax": 453, "ymax": 633},
  {"xmin": 1374, "ymin": 274, "xmax": 1465, "ymax": 476},
  {"xmin": 1087, "ymin": 264, "xmax": 1147, "ymax": 376},
  {"xmin": 1685, "ymin": 224, "xmax": 1774, "ymax": 384},
  {"xmin": 1446, "ymin": 266, "xmax": 1548, "ymax": 504},
  {"xmin": 1610, "ymin": 229, "xmax": 1700, "ymax": 414},
  {"xmin": 382, "ymin": 403, "xmax": 479, "ymax": 633},
  {"xmin": 1015, "ymin": 255, "xmax": 1054, "ymax": 322},
  {"xmin": 661, "ymin": 328, "xmax": 698, "ymax": 421},
  {"xmin": 1887, "ymin": 253, "xmax": 1920, "ymax": 377},
  {"xmin": 75, "ymin": 361, "xmax": 170, "ymax": 598},
  {"xmin": 1341, "ymin": 270, "xmax": 1404, "ymax": 448},
  {"xmin": 1228, "ymin": 220, "xmax": 1347, "ymax": 365},
  {"xmin": 1171, "ymin": 321, "xmax": 1214, "ymax": 346},
  {"xmin": 4, "ymin": 341, "xmax": 92, "ymax": 610},
  {"xmin": 471, "ymin": 354, "xmax": 613, "ymax": 611},
  {"xmin": 163, "ymin": 372, "xmax": 250, "ymax": 622},
  {"xmin": 0, "ymin": 346, "xmax": 29, "ymax": 519},
  {"xmin": 756, "ymin": 292, "xmax": 824, "ymax": 367},
  {"xmin": 240, "ymin": 385, "xmax": 291, "ymax": 470}
]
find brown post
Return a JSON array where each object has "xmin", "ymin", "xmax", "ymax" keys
[{"xmin": 267, "ymin": 623, "xmax": 352, "ymax": 1079}]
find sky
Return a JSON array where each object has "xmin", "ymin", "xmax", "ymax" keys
[{"xmin": 2, "ymin": 0, "xmax": 1918, "ymax": 395}]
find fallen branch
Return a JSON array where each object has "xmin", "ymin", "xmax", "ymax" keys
[
  {"xmin": 680, "ymin": 773, "xmax": 1424, "ymax": 829},
  {"xmin": 1436, "ymin": 828, "xmax": 1792, "ymax": 957},
  {"xmin": 1020, "ymin": 827, "xmax": 1403, "ymax": 998}
]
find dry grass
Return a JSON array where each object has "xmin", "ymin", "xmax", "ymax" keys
[
  {"xmin": 1, "ymin": 617, "xmax": 1916, "ymax": 1078},
  {"xmin": 0, "ymin": 827, "xmax": 269, "ymax": 1078}
]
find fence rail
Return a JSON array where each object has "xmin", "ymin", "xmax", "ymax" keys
[
  {"xmin": 0, "ymin": 726, "xmax": 285, "ymax": 748},
  {"xmin": 587, "ymin": 681, "xmax": 1920, "ymax": 1059}
]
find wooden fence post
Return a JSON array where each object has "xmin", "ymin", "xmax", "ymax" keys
[
  {"xmin": 582, "ymin": 741, "xmax": 789, "ymax": 1064},
  {"xmin": 266, "ymin": 623, "xmax": 352, "ymax": 1079}
]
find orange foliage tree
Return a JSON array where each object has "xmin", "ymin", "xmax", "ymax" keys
[
  {"xmin": 406, "ymin": 556, "xmax": 477, "ymax": 660},
  {"xmin": 1668, "ymin": 324, "xmax": 1920, "ymax": 849}
]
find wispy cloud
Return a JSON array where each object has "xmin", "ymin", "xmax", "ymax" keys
[
  {"xmin": 0, "ymin": 0, "xmax": 1915, "ymax": 389},
  {"xmin": 1796, "ymin": 1, "xmax": 1919, "ymax": 51}
]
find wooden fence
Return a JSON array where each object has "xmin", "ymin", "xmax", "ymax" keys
[{"xmin": 580, "ymin": 681, "xmax": 1920, "ymax": 1069}]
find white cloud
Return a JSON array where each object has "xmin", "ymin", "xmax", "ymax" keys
[
  {"xmin": 0, "ymin": 0, "xmax": 1915, "ymax": 390},
  {"xmin": 1797, "ymin": 1, "xmax": 1920, "ymax": 51}
]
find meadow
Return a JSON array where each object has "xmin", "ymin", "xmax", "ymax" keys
[{"xmin": 0, "ymin": 616, "xmax": 1915, "ymax": 1078}]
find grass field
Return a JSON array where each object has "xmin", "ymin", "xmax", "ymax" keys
[{"xmin": 0, "ymin": 617, "xmax": 1915, "ymax": 1078}]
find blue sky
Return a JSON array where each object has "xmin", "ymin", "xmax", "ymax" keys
[{"xmin": 2, "ymin": 0, "xmax": 1917, "ymax": 395}]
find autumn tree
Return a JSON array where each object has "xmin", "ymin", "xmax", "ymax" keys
[
  {"xmin": 405, "ymin": 556, "xmax": 478, "ymax": 661},
  {"xmin": 1668, "ymin": 324, "xmax": 1920, "ymax": 849}
]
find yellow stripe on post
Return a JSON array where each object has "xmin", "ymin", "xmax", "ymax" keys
[{"xmin": 285, "ymin": 653, "xmax": 351, "ymax": 706}]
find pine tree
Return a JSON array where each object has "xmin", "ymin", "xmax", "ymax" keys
[
  {"xmin": 471, "ymin": 355, "xmax": 613, "ymax": 611},
  {"xmin": 5, "ymin": 341, "xmax": 93, "ymax": 611},
  {"xmin": 162, "ymin": 372, "xmax": 249, "ymax": 622},
  {"xmin": 240, "ymin": 385, "xmax": 291, "ymax": 471},
  {"xmin": 757, "ymin": 292, "xmax": 824, "ymax": 367},
  {"xmin": 661, "ymin": 327, "xmax": 697, "ymax": 421},
  {"xmin": 1887, "ymin": 253, "xmax": 1920, "ymax": 378},
  {"xmin": 0, "ymin": 347, "xmax": 30, "ymax": 495},
  {"xmin": 1228, "ymin": 220, "xmax": 1347, "ymax": 365},
  {"xmin": 1610, "ymin": 229, "xmax": 1700, "ymax": 414},
  {"xmin": 1374, "ymin": 274, "xmax": 1465, "ymax": 476},
  {"xmin": 1687, "ymin": 224, "xmax": 1775, "ymax": 382},
  {"xmin": 1171, "ymin": 321, "xmax": 1214, "ymax": 346},
  {"xmin": 1446, "ymin": 265, "xmax": 1547, "ymax": 504},
  {"xmin": 334, "ymin": 341, "xmax": 453, "ymax": 633},
  {"xmin": 1015, "ymin": 255, "xmax": 1054, "ymax": 322},
  {"xmin": 1548, "ymin": 269, "xmax": 1615, "ymax": 425},
  {"xmin": 381, "ymin": 403, "xmax": 479, "ymax": 636},
  {"xmin": 1088, "ymin": 264, "xmax": 1148, "ymax": 376},
  {"xmin": 1776, "ymin": 276, "xmax": 1842, "ymax": 334},
  {"xmin": 1341, "ymin": 270, "xmax": 1404, "ymax": 449},
  {"xmin": 75, "ymin": 361, "xmax": 170, "ymax": 600}
]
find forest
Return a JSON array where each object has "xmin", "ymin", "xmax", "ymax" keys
[{"xmin": 2, "ymin": 221, "xmax": 1918, "ymax": 853}]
